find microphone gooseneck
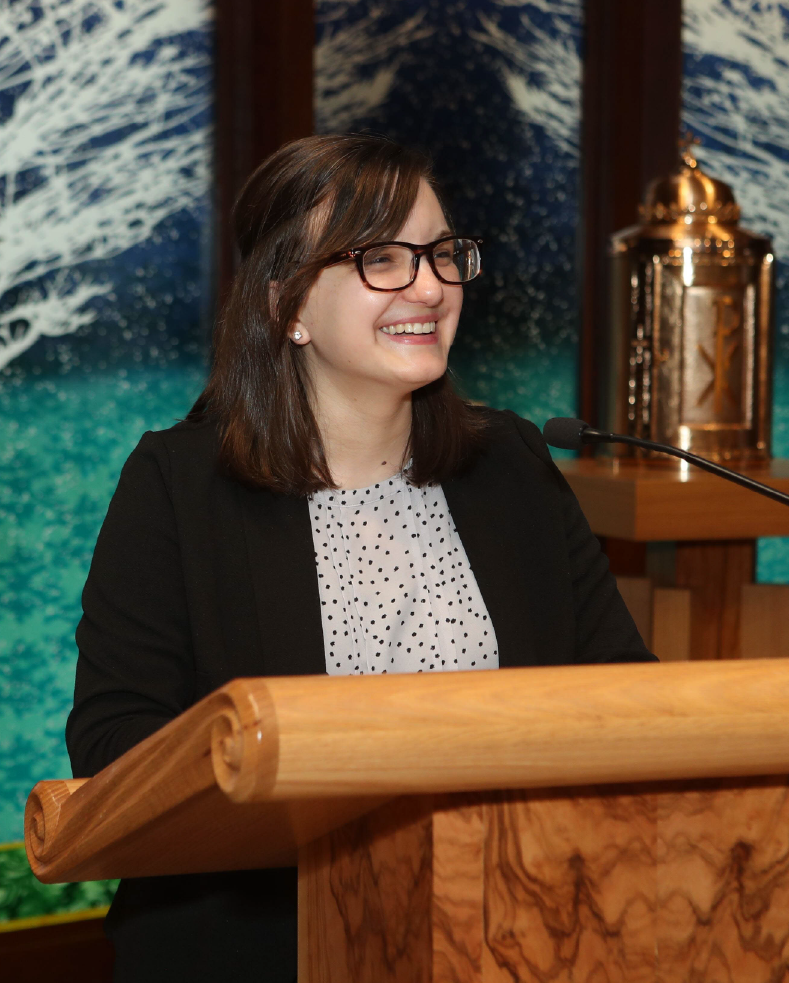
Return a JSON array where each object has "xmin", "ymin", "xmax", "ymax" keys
[{"xmin": 542, "ymin": 417, "xmax": 789, "ymax": 508}]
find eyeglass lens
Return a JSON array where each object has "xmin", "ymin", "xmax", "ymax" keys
[{"xmin": 362, "ymin": 239, "xmax": 480, "ymax": 289}]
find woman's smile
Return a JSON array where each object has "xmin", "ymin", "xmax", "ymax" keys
[{"xmin": 378, "ymin": 315, "xmax": 439, "ymax": 344}]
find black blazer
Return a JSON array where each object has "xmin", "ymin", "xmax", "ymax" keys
[{"xmin": 66, "ymin": 407, "xmax": 653, "ymax": 982}]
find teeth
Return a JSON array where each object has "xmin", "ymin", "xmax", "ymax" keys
[{"xmin": 380, "ymin": 321, "xmax": 436, "ymax": 335}]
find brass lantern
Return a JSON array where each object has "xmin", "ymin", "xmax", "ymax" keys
[{"xmin": 606, "ymin": 148, "xmax": 774, "ymax": 463}]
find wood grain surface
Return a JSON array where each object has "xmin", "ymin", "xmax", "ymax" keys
[
  {"xmin": 613, "ymin": 576, "xmax": 653, "ymax": 644},
  {"xmin": 432, "ymin": 799, "xmax": 485, "ymax": 983},
  {"xmin": 484, "ymin": 790, "xmax": 656, "ymax": 983},
  {"xmin": 612, "ymin": 576, "xmax": 692, "ymax": 661},
  {"xmin": 741, "ymin": 584, "xmax": 789, "ymax": 659},
  {"xmin": 256, "ymin": 661, "xmax": 789, "ymax": 797},
  {"xmin": 26, "ymin": 682, "xmax": 387, "ymax": 880},
  {"xmin": 651, "ymin": 588, "xmax": 691, "ymax": 662},
  {"xmin": 26, "ymin": 661, "xmax": 789, "ymax": 883},
  {"xmin": 300, "ymin": 782, "xmax": 789, "ymax": 982},
  {"xmin": 559, "ymin": 458, "xmax": 789, "ymax": 541},
  {"xmin": 299, "ymin": 798, "xmax": 434, "ymax": 983},
  {"xmin": 675, "ymin": 541, "xmax": 755, "ymax": 661},
  {"xmin": 656, "ymin": 778, "xmax": 789, "ymax": 982}
]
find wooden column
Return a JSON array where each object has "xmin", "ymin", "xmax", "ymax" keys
[
  {"xmin": 674, "ymin": 541, "xmax": 756, "ymax": 661},
  {"xmin": 579, "ymin": 0, "xmax": 683, "ymax": 429},
  {"xmin": 741, "ymin": 584, "xmax": 789, "ymax": 658},
  {"xmin": 214, "ymin": 0, "xmax": 314, "ymax": 304},
  {"xmin": 648, "ymin": 540, "xmax": 755, "ymax": 660}
]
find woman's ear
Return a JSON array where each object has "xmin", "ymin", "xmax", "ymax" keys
[{"xmin": 269, "ymin": 282, "xmax": 310, "ymax": 345}]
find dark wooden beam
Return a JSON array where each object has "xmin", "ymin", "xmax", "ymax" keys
[
  {"xmin": 214, "ymin": 0, "xmax": 314, "ymax": 304},
  {"xmin": 579, "ymin": 0, "xmax": 683, "ymax": 428},
  {"xmin": 0, "ymin": 917, "xmax": 113, "ymax": 983}
]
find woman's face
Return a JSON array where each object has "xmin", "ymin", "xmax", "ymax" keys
[{"xmin": 293, "ymin": 179, "xmax": 463, "ymax": 406}]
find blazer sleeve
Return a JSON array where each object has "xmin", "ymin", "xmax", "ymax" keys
[
  {"xmin": 510, "ymin": 413, "xmax": 657, "ymax": 664},
  {"xmin": 66, "ymin": 431, "xmax": 197, "ymax": 778}
]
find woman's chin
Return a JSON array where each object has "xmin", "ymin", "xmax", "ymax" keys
[
  {"xmin": 385, "ymin": 347, "xmax": 447, "ymax": 378},
  {"xmin": 390, "ymin": 362, "xmax": 447, "ymax": 392}
]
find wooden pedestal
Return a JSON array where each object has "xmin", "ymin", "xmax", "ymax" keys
[
  {"xmin": 559, "ymin": 459, "xmax": 789, "ymax": 660},
  {"xmin": 300, "ymin": 780, "xmax": 789, "ymax": 982}
]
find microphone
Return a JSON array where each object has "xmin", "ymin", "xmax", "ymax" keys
[{"xmin": 542, "ymin": 418, "xmax": 789, "ymax": 508}]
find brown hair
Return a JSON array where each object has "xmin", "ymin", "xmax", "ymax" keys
[{"xmin": 189, "ymin": 133, "xmax": 488, "ymax": 495}]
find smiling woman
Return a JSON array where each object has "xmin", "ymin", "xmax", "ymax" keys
[
  {"xmin": 292, "ymin": 178, "xmax": 477, "ymax": 488},
  {"xmin": 290, "ymin": 180, "xmax": 463, "ymax": 483},
  {"xmin": 189, "ymin": 134, "xmax": 488, "ymax": 494},
  {"xmin": 65, "ymin": 133, "xmax": 654, "ymax": 982}
]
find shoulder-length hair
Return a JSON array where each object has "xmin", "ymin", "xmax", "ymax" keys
[{"xmin": 188, "ymin": 133, "xmax": 488, "ymax": 495}]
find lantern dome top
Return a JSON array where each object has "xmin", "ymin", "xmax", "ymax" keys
[{"xmin": 640, "ymin": 148, "xmax": 740, "ymax": 226}]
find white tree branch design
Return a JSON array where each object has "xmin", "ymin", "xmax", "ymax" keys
[
  {"xmin": 315, "ymin": 2, "xmax": 434, "ymax": 133},
  {"xmin": 0, "ymin": 0, "xmax": 213, "ymax": 370},
  {"xmin": 684, "ymin": 0, "xmax": 789, "ymax": 258},
  {"xmin": 470, "ymin": 0, "xmax": 582, "ymax": 158}
]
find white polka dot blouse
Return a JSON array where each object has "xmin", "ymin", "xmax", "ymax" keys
[{"xmin": 309, "ymin": 470, "xmax": 499, "ymax": 675}]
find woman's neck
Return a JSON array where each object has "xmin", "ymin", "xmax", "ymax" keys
[{"xmin": 315, "ymin": 390, "xmax": 412, "ymax": 490}]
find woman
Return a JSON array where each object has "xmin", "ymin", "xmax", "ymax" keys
[{"xmin": 67, "ymin": 133, "xmax": 653, "ymax": 981}]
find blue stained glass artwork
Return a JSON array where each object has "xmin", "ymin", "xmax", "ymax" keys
[
  {"xmin": 683, "ymin": 0, "xmax": 789, "ymax": 583},
  {"xmin": 0, "ymin": 0, "xmax": 214, "ymax": 864}
]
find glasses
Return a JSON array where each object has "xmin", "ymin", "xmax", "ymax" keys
[{"xmin": 322, "ymin": 236, "xmax": 483, "ymax": 291}]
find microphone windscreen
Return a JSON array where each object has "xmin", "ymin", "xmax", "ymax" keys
[{"xmin": 542, "ymin": 417, "xmax": 590, "ymax": 451}]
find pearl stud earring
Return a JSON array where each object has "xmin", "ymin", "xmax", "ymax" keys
[{"xmin": 292, "ymin": 331, "xmax": 302, "ymax": 341}]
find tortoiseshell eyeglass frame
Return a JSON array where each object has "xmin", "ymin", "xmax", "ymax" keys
[{"xmin": 320, "ymin": 236, "xmax": 483, "ymax": 291}]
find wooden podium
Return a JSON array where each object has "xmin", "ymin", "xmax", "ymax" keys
[{"xmin": 25, "ymin": 662, "xmax": 789, "ymax": 981}]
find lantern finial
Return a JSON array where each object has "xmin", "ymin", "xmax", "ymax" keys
[{"xmin": 680, "ymin": 130, "xmax": 701, "ymax": 169}]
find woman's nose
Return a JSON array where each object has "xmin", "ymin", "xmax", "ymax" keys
[{"xmin": 402, "ymin": 256, "xmax": 444, "ymax": 304}]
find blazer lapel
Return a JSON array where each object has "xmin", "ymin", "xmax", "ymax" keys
[
  {"xmin": 237, "ymin": 486, "xmax": 326, "ymax": 677},
  {"xmin": 443, "ymin": 454, "xmax": 540, "ymax": 669}
]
